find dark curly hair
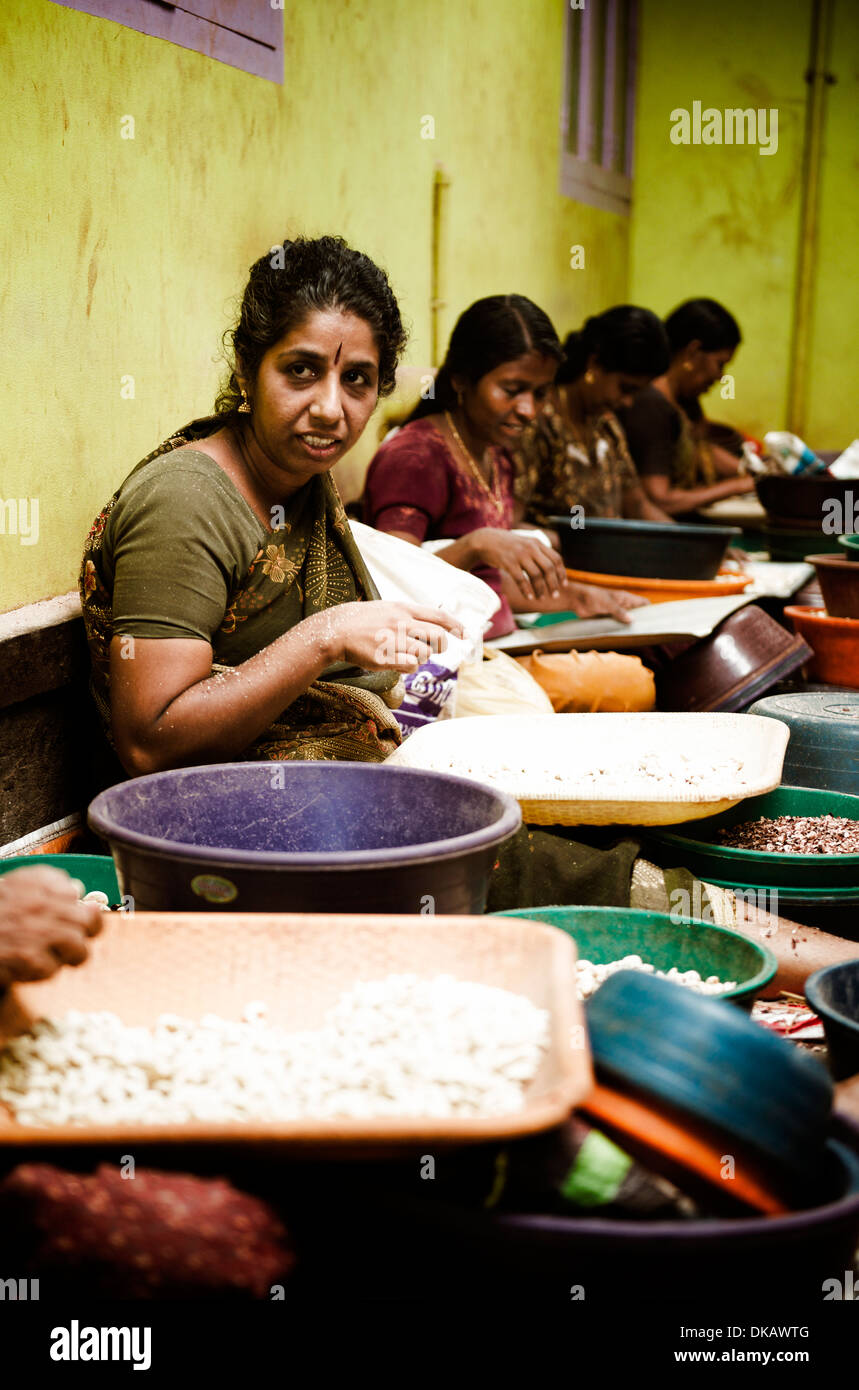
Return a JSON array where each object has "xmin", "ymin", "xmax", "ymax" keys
[{"xmin": 215, "ymin": 236, "xmax": 408, "ymax": 418}]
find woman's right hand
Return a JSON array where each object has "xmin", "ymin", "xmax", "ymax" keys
[
  {"xmin": 469, "ymin": 528, "xmax": 569, "ymax": 604},
  {"xmin": 312, "ymin": 601, "xmax": 465, "ymax": 674}
]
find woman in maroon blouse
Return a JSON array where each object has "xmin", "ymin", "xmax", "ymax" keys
[{"xmin": 363, "ymin": 296, "xmax": 643, "ymax": 638}]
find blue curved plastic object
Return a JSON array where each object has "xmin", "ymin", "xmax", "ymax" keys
[
  {"xmin": 88, "ymin": 761, "xmax": 521, "ymax": 915},
  {"xmin": 586, "ymin": 971, "xmax": 833, "ymax": 1182},
  {"xmin": 805, "ymin": 962, "xmax": 859, "ymax": 1082}
]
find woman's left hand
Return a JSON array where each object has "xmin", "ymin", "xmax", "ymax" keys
[{"xmin": 563, "ymin": 581, "xmax": 648, "ymax": 625}]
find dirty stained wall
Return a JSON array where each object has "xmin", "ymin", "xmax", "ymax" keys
[
  {"xmin": 2, "ymin": 0, "xmax": 856, "ymax": 616},
  {"xmin": 1, "ymin": 0, "xmax": 627, "ymax": 612},
  {"xmin": 630, "ymin": 0, "xmax": 858, "ymax": 449}
]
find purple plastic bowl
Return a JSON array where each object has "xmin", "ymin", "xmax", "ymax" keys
[{"xmin": 87, "ymin": 761, "xmax": 521, "ymax": 914}]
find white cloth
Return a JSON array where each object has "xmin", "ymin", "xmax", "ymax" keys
[{"xmin": 351, "ymin": 520, "xmax": 500, "ymax": 668}]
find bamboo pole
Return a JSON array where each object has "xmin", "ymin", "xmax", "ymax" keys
[{"xmin": 786, "ymin": 0, "xmax": 836, "ymax": 438}]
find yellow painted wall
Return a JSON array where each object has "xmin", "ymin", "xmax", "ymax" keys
[
  {"xmin": 0, "ymin": 0, "xmax": 628, "ymax": 613},
  {"xmin": 629, "ymin": 0, "xmax": 858, "ymax": 451},
  {"xmin": 629, "ymin": 0, "xmax": 811, "ymax": 441}
]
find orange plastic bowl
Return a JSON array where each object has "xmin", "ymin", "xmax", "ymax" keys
[
  {"xmin": 565, "ymin": 566, "xmax": 753, "ymax": 605},
  {"xmin": 784, "ymin": 605, "xmax": 859, "ymax": 689}
]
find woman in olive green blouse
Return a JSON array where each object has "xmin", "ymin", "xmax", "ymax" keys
[{"xmin": 80, "ymin": 237, "xmax": 460, "ymax": 774}]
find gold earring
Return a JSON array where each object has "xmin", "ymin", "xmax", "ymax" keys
[
  {"xmin": 585, "ymin": 370, "xmax": 595, "ymax": 384},
  {"xmin": 238, "ymin": 389, "xmax": 251, "ymax": 414}
]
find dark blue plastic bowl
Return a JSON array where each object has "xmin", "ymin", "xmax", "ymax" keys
[
  {"xmin": 88, "ymin": 761, "xmax": 521, "ymax": 915},
  {"xmin": 806, "ymin": 961, "xmax": 859, "ymax": 1081},
  {"xmin": 586, "ymin": 970, "xmax": 833, "ymax": 1185},
  {"xmin": 746, "ymin": 691, "xmax": 859, "ymax": 797}
]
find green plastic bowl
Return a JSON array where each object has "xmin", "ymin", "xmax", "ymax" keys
[
  {"xmin": 0, "ymin": 854, "xmax": 121, "ymax": 904},
  {"xmin": 647, "ymin": 786, "xmax": 859, "ymax": 890},
  {"xmin": 492, "ymin": 905, "xmax": 776, "ymax": 1008},
  {"xmin": 839, "ymin": 534, "xmax": 859, "ymax": 560}
]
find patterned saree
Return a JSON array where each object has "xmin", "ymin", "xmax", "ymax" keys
[{"xmin": 80, "ymin": 419, "xmax": 404, "ymax": 764}]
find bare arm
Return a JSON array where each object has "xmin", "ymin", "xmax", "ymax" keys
[
  {"xmin": 621, "ymin": 483, "xmax": 674, "ymax": 523},
  {"xmin": 379, "ymin": 526, "xmax": 568, "ymax": 607},
  {"xmin": 110, "ymin": 601, "xmax": 462, "ymax": 776},
  {"xmin": 378, "ymin": 527, "xmax": 478, "ymax": 573},
  {"xmin": 642, "ymin": 471, "xmax": 756, "ymax": 516},
  {"xmin": 711, "ymin": 443, "xmax": 746, "ymax": 478},
  {"xmin": 500, "ymin": 572, "xmax": 645, "ymax": 623}
]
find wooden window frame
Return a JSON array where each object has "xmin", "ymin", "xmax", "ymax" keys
[
  {"xmin": 49, "ymin": 0, "xmax": 284, "ymax": 84},
  {"xmin": 559, "ymin": 0, "xmax": 638, "ymax": 216}
]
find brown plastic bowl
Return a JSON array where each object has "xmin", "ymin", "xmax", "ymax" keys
[
  {"xmin": 784, "ymin": 605, "xmax": 859, "ymax": 688},
  {"xmin": 805, "ymin": 553, "xmax": 859, "ymax": 619}
]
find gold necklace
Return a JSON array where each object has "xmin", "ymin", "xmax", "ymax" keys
[{"xmin": 444, "ymin": 412, "xmax": 506, "ymax": 518}]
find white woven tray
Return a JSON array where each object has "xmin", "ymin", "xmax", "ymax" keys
[{"xmin": 388, "ymin": 713, "xmax": 789, "ymax": 825}]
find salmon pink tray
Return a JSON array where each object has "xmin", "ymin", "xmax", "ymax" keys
[
  {"xmin": 389, "ymin": 713, "xmax": 789, "ymax": 825},
  {"xmin": 0, "ymin": 912, "xmax": 589, "ymax": 1156}
]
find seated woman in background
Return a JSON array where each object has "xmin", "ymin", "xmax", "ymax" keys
[
  {"xmin": 362, "ymin": 296, "xmax": 644, "ymax": 639},
  {"xmin": 80, "ymin": 237, "xmax": 461, "ymax": 775},
  {"xmin": 515, "ymin": 306, "xmax": 674, "ymax": 526},
  {"xmin": 618, "ymin": 298, "xmax": 756, "ymax": 517}
]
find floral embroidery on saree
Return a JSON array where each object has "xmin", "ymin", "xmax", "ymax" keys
[{"xmin": 79, "ymin": 418, "xmax": 402, "ymax": 765}]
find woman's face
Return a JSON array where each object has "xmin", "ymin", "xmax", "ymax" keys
[
  {"xmin": 676, "ymin": 341, "xmax": 736, "ymax": 398},
  {"xmin": 457, "ymin": 352, "xmax": 558, "ymax": 449},
  {"xmin": 582, "ymin": 363, "xmax": 653, "ymax": 415},
  {"xmin": 239, "ymin": 308, "xmax": 380, "ymax": 487}
]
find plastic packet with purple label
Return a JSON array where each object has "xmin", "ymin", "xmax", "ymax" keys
[{"xmin": 394, "ymin": 659, "xmax": 459, "ymax": 737}]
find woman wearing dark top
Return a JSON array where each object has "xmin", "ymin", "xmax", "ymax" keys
[
  {"xmin": 619, "ymin": 298, "xmax": 756, "ymax": 516},
  {"xmin": 363, "ymin": 296, "xmax": 643, "ymax": 638}
]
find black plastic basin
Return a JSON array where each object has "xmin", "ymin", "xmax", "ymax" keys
[
  {"xmin": 549, "ymin": 516, "xmax": 740, "ymax": 580},
  {"xmin": 755, "ymin": 473, "xmax": 857, "ymax": 526},
  {"xmin": 88, "ymin": 762, "xmax": 521, "ymax": 914}
]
